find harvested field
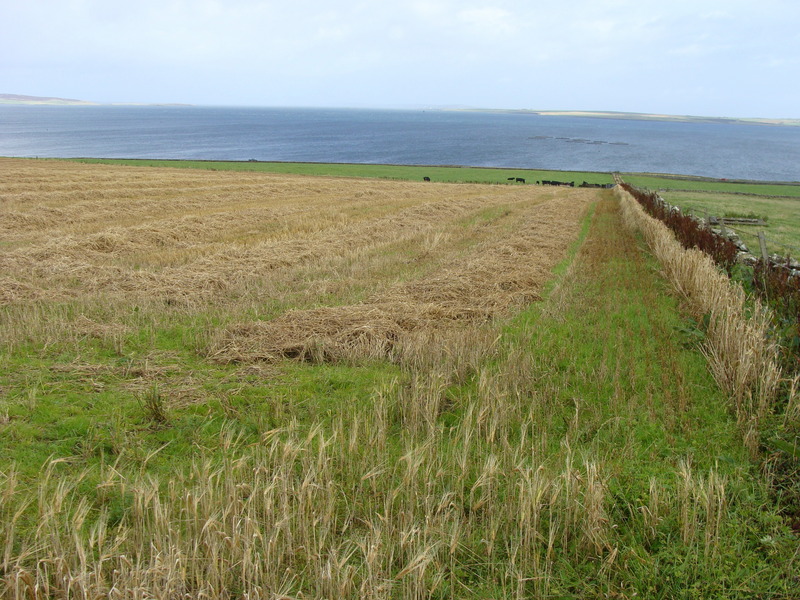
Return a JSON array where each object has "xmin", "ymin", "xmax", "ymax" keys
[
  {"xmin": 1, "ymin": 158, "xmax": 594, "ymax": 358},
  {"xmin": 2, "ymin": 160, "xmax": 796, "ymax": 599},
  {"xmin": 211, "ymin": 192, "xmax": 588, "ymax": 362}
]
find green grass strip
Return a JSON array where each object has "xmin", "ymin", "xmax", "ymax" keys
[
  {"xmin": 65, "ymin": 157, "xmax": 615, "ymax": 185},
  {"xmin": 495, "ymin": 193, "xmax": 796, "ymax": 597}
]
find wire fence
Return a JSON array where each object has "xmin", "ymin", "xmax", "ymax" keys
[
  {"xmin": 717, "ymin": 222, "xmax": 800, "ymax": 260},
  {"xmin": 652, "ymin": 201, "xmax": 798, "ymax": 265}
]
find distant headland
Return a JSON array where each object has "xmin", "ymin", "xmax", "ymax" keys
[
  {"xmin": 454, "ymin": 108, "xmax": 800, "ymax": 127},
  {"xmin": 3, "ymin": 95, "xmax": 797, "ymax": 126},
  {"xmin": 0, "ymin": 93, "xmax": 96, "ymax": 105},
  {"xmin": 0, "ymin": 94, "xmax": 191, "ymax": 107}
]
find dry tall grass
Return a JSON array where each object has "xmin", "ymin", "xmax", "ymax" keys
[{"xmin": 2, "ymin": 418, "xmax": 734, "ymax": 600}]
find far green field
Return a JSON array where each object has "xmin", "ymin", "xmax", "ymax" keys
[
  {"xmin": 657, "ymin": 191, "xmax": 800, "ymax": 256},
  {"xmin": 622, "ymin": 173, "xmax": 800, "ymax": 198},
  {"xmin": 69, "ymin": 157, "xmax": 614, "ymax": 186},
  {"xmin": 623, "ymin": 174, "xmax": 800, "ymax": 257}
]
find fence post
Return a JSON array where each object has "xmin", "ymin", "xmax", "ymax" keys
[{"xmin": 758, "ymin": 231, "xmax": 769, "ymax": 262}]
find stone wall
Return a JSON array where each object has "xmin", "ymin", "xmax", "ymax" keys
[{"xmin": 651, "ymin": 193, "xmax": 800, "ymax": 278}]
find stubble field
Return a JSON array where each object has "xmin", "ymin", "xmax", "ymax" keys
[{"xmin": 0, "ymin": 158, "xmax": 796, "ymax": 598}]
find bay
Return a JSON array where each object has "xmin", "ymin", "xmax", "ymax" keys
[{"xmin": 1, "ymin": 105, "xmax": 799, "ymax": 181}]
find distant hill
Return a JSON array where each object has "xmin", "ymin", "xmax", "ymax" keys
[
  {"xmin": 534, "ymin": 110, "xmax": 800, "ymax": 127},
  {"xmin": 0, "ymin": 94, "xmax": 191, "ymax": 107},
  {"xmin": 457, "ymin": 108, "xmax": 800, "ymax": 127},
  {"xmin": 0, "ymin": 93, "xmax": 97, "ymax": 105}
]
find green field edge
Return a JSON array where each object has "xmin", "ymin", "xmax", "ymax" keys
[{"xmin": 63, "ymin": 157, "xmax": 615, "ymax": 186}]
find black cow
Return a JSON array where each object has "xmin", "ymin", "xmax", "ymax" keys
[
  {"xmin": 423, "ymin": 176, "xmax": 431, "ymax": 182},
  {"xmin": 515, "ymin": 177, "xmax": 526, "ymax": 183}
]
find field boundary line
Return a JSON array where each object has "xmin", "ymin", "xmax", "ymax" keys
[{"xmin": 616, "ymin": 186, "xmax": 781, "ymax": 454}]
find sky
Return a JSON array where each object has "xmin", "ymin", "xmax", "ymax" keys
[{"xmin": 2, "ymin": 0, "xmax": 799, "ymax": 118}]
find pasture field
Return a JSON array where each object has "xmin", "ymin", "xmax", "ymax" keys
[
  {"xmin": 0, "ymin": 158, "xmax": 797, "ymax": 598},
  {"xmin": 622, "ymin": 174, "xmax": 800, "ymax": 257},
  {"xmin": 621, "ymin": 174, "xmax": 800, "ymax": 198},
  {"xmin": 69, "ymin": 157, "xmax": 614, "ymax": 187},
  {"xmin": 652, "ymin": 190, "xmax": 800, "ymax": 257}
]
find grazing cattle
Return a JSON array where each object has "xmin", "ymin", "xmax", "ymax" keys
[
  {"xmin": 580, "ymin": 181, "xmax": 615, "ymax": 189},
  {"xmin": 542, "ymin": 180, "xmax": 574, "ymax": 187},
  {"xmin": 423, "ymin": 176, "xmax": 431, "ymax": 182},
  {"xmin": 515, "ymin": 177, "xmax": 526, "ymax": 183}
]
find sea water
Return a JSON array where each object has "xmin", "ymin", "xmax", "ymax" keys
[{"xmin": 1, "ymin": 105, "xmax": 799, "ymax": 181}]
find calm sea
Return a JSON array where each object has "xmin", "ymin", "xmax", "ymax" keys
[{"xmin": 1, "ymin": 105, "xmax": 799, "ymax": 181}]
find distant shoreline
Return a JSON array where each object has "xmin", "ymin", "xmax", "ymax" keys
[
  {"xmin": 453, "ymin": 108, "xmax": 800, "ymax": 127},
  {"xmin": 3, "ymin": 95, "xmax": 797, "ymax": 125},
  {"xmin": 0, "ymin": 94, "xmax": 192, "ymax": 107}
]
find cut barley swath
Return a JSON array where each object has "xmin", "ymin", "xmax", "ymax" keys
[
  {"xmin": 1, "ymin": 159, "xmax": 591, "ymax": 358},
  {"xmin": 209, "ymin": 193, "xmax": 593, "ymax": 363}
]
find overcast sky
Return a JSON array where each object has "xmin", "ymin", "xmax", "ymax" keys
[{"xmin": 2, "ymin": 0, "xmax": 799, "ymax": 118}]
